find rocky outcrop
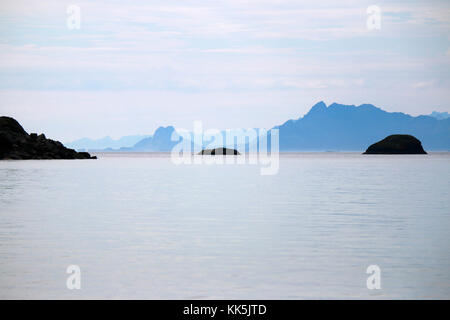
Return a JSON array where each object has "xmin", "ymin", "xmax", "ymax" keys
[
  {"xmin": 198, "ymin": 147, "xmax": 240, "ymax": 155},
  {"xmin": 0, "ymin": 116, "xmax": 96, "ymax": 160},
  {"xmin": 363, "ymin": 134, "xmax": 427, "ymax": 154}
]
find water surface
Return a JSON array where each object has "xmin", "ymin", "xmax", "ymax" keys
[{"xmin": 0, "ymin": 152, "xmax": 449, "ymax": 299}]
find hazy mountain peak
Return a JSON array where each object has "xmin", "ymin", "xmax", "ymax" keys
[
  {"xmin": 358, "ymin": 103, "xmax": 379, "ymax": 110},
  {"xmin": 354, "ymin": 104, "xmax": 385, "ymax": 115},
  {"xmin": 277, "ymin": 101, "xmax": 450, "ymax": 151},
  {"xmin": 429, "ymin": 111, "xmax": 450, "ymax": 120},
  {"xmin": 65, "ymin": 134, "xmax": 151, "ymax": 151},
  {"xmin": 132, "ymin": 126, "xmax": 180, "ymax": 151},
  {"xmin": 153, "ymin": 126, "xmax": 176, "ymax": 139},
  {"xmin": 308, "ymin": 101, "xmax": 327, "ymax": 112},
  {"xmin": 328, "ymin": 102, "xmax": 355, "ymax": 109}
]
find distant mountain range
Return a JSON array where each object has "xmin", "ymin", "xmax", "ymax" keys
[
  {"xmin": 122, "ymin": 126, "xmax": 180, "ymax": 152},
  {"xmin": 65, "ymin": 134, "xmax": 150, "ymax": 151},
  {"xmin": 428, "ymin": 111, "xmax": 450, "ymax": 120},
  {"xmin": 275, "ymin": 102, "xmax": 450, "ymax": 151},
  {"xmin": 65, "ymin": 102, "xmax": 450, "ymax": 152}
]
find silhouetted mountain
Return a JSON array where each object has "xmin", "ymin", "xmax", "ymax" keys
[
  {"xmin": 64, "ymin": 102, "xmax": 449, "ymax": 153},
  {"xmin": 132, "ymin": 126, "xmax": 181, "ymax": 151},
  {"xmin": 65, "ymin": 134, "xmax": 150, "ymax": 151},
  {"xmin": 274, "ymin": 102, "xmax": 450, "ymax": 151}
]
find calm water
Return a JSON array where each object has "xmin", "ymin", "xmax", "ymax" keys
[{"xmin": 0, "ymin": 152, "xmax": 449, "ymax": 299}]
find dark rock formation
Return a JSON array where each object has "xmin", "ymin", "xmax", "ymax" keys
[
  {"xmin": 0, "ymin": 116, "xmax": 97, "ymax": 160},
  {"xmin": 363, "ymin": 134, "xmax": 427, "ymax": 154},
  {"xmin": 198, "ymin": 147, "xmax": 240, "ymax": 155}
]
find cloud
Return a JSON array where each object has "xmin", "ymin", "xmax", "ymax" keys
[{"xmin": 412, "ymin": 80, "xmax": 435, "ymax": 89}]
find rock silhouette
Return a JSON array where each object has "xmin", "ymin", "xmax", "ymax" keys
[
  {"xmin": 0, "ymin": 116, "xmax": 96, "ymax": 160},
  {"xmin": 363, "ymin": 134, "xmax": 427, "ymax": 154},
  {"xmin": 198, "ymin": 147, "xmax": 240, "ymax": 155}
]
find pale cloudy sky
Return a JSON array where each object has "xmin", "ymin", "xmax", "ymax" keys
[{"xmin": 0, "ymin": 0, "xmax": 449, "ymax": 141}]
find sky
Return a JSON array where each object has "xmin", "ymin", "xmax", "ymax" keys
[{"xmin": 0, "ymin": 0, "xmax": 449, "ymax": 141}]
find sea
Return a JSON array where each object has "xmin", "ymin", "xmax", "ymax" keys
[{"xmin": 0, "ymin": 152, "xmax": 449, "ymax": 299}]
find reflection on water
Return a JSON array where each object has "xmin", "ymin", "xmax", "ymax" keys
[{"xmin": 0, "ymin": 153, "xmax": 449, "ymax": 299}]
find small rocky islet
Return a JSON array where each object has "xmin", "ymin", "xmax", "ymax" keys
[
  {"xmin": 0, "ymin": 116, "xmax": 96, "ymax": 160},
  {"xmin": 364, "ymin": 134, "xmax": 427, "ymax": 154},
  {"xmin": 198, "ymin": 147, "xmax": 240, "ymax": 155}
]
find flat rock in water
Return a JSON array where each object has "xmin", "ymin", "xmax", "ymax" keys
[{"xmin": 198, "ymin": 147, "xmax": 240, "ymax": 155}]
